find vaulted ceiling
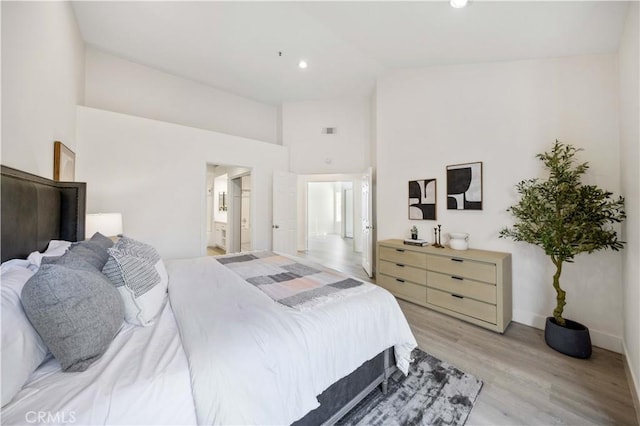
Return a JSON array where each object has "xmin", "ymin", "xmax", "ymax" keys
[{"xmin": 72, "ymin": 1, "xmax": 630, "ymax": 105}]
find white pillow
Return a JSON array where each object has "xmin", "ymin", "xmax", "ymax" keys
[
  {"xmin": 102, "ymin": 238, "xmax": 168, "ymax": 326},
  {"xmin": 1, "ymin": 266, "xmax": 48, "ymax": 407},
  {"xmin": 26, "ymin": 240, "xmax": 72, "ymax": 268}
]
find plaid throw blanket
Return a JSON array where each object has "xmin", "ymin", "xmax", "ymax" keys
[{"xmin": 217, "ymin": 251, "xmax": 366, "ymax": 309}]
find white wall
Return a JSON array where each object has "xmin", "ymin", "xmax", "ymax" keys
[
  {"xmin": 343, "ymin": 182, "xmax": 354, "ymax": 238},
  {"xmin": 76, "ymin": 106, "xmax": 288, "ymax": 259},
  {"xmin": 282, "ymin": 98, "xmax": 371, "ymax": 174},
  {"xmin": 1, "ymin": 1, "xmax": 84, "ymax": 177},
  {"xmin": 376, "ymin": 54, "xmax": 624, "ymax": 352},
  {"xmin": 308, "ymin": 182, "xmax": 336, "ymax": 237},
  {"xmin": 85, "ymin": 48, "xmax": 279, "ymax": 144},
  {"xmin": 619, "ymin": 2, "xmax": 640, "ymax": 406}
]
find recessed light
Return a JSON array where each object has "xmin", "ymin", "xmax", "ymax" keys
[
  {"xmin": 298, "ymin": 60, "xmax": 308, "ymax": 69},
  {"xmin": 450, "ymin": 0, "xmax": 469, "ymax": 8}
]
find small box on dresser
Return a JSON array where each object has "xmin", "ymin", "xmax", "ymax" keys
[{"xmin": 376, "ymin": 239, "xmax": 512, "ymax": 333}]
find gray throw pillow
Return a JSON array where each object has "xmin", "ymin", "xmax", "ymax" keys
[
  {"xmin": 21, "ymin": 264, "xmax": 124, "ymax": 372},
  {"xmin": 42, "ymin": 245, "xmax": 104, "ymax": 271},
  {"xmin": 76, "ymin": 236, "xmax": 113, "ymax": 267},
  {"xmin": 42, "ymin": 233, "xmax": 113, "ymax": 271},
  {"xmin": 87, "ymin": 232, "xmax": 114, "ymax": 250}
]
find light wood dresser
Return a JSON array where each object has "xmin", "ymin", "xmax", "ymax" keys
[{"xmin": 377, "ymin": 239, "xmax": 512, "ymax": 333}]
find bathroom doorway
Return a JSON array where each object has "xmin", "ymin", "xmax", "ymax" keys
[{"xmin": 206, "ymin": 164, "xmax": 252, "ymax": 255}]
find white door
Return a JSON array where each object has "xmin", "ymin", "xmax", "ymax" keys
[
  {"xmin": 273, "ymin": 171, "xmax": 297, "ymax": 255},
  {"xmin": 362, "ymin": 168, "xmax": 374, "ymax": 277}
]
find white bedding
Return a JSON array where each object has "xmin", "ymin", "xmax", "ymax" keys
[
  {"xmin": 167, "ymin": 256, "xmax": 417, "ymax": 425},
  {"xmin": 1, "ymin": 303, "xmax": 197, "ymax": 425}
]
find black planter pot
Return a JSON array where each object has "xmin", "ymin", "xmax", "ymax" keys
[{"xmin": 544, "ymin": 317, "xmax": 592, "ymax": 359}]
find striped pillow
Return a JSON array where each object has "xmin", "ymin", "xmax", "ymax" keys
[
  {"xmin": 102, "ymin": 238, "xmax": 168, "ymax": 326},
  {"xmin": 116, "ymin": 236, "xmax": 161, "ymax": 263}
]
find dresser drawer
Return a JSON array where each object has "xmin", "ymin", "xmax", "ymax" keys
[
  {"xmin": 427, "ymin": 271, "xmax": 496, "ymax": 304},
  {"xmin": 427, "ymin": 288, "xmax": 496, "ymax": 324},
  {"xmin": 427, "ymin": 255, "xmax": 496, "ymax": 284},
  {"xmin": 378, "ymin": 274, "xmax": 427, "ymax": 304},
  {"xmin": 379, "ymin": 246, "xmax": 427, "ymax": 268},
  {"xmin": 379, "ymin": 260, "xmax": 427, "ymax": 286}
]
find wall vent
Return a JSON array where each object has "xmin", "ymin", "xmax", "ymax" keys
[{"xmin": 322, "ymin": 127, "xmax": 337, "ymax": 135}]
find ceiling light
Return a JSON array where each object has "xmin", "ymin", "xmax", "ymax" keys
[
  {"xmin": 298, "ymin": 60, "xmax": 308, "ymax": 69},
  {"xmin": 450, "ymin": 0, "xmax": 469, "ymax": 8}
]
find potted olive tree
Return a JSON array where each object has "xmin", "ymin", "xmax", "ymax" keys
[{"xmin": 500, "ymin": 140, "xmax": 625, "ymax": 358}]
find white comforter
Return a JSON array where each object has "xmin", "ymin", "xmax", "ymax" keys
[
  {"xmin": 2, "ymin": 303, "xmax": 196, "ymax": 425},
  {"xmin": 167, "ymin": 256, "xmax": 417, "ymax": 426}
]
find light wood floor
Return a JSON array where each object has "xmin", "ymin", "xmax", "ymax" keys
[
  {"xmin": 401, "ymin": 300, "xmax": 637, "ymax": 425},
  {"xmin": 206, "ymin": 246, "xmax": 225, "ymax": 256},
  {"xmin": 298, "ymin": 234, "xmax": 370, "ymax": 281},
  {"xmin": 297, "ymin": 235, "xmax": 638, "ymax": 425}
]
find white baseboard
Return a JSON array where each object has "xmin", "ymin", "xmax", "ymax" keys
[
  {"xmin": 512, "ymin": 309, "xmax": 623, "ymax": 353},
  {"xmin": 513, "ymin": 309, "xmax": 547, "ymax": 330},
  {"xmin": 623, "ymin": 341, "xmax": 640, "ymax": 424}
]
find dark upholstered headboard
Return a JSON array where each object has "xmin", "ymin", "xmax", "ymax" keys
[{"xmin": 1, "ymin": 165, "xmax": 86, "ymax": 262}]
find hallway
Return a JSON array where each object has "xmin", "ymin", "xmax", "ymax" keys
[{"xmin": 297, "ymin": 234, "xmax": 370, "ymax": 281}]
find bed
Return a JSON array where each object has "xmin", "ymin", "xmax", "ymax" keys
[{"xmin": 0, "ymin": 165, "xmax": 417, "ymax": 425}]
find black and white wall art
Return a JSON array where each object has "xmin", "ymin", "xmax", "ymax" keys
[
  {"xmin": 409, "ymin": 179, "xmax": 437, "ymax": 220},
  {"xmin": 447, "ymin": 162, "xmax": 483, "ymax": 210}
]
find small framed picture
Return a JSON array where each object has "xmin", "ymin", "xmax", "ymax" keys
[
  {"xmin": 409, "ymin": 179, "xmax": 437, "ymax": 220},
  {"xmin": 447, "ymin": 162, "xmax": 482, "ymax": 210},
  {"xmin": 53, "ymin": 141, "xmax": 75, "ymax": 181}
]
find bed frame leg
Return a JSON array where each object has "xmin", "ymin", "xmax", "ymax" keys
[{"xmin": 381, "ymin": 347, "xmax": 391, "ymax": 395}]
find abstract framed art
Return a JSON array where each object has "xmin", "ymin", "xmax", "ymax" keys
[
  {"xmin": 409, "ymin": 179, "xmax": 437, "ymax": 220},
  {"xmin": 447, "ymin": 162, "xmax": 483, "ymax": 210}
]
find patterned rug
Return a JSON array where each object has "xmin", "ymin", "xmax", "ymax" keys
[{"xmin": 337, "ymin": 349, "xmax": 483, "ymax": 426}]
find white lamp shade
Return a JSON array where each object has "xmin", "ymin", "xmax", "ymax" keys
[
  {"xmin": 450, "ymin": 0, "xmax": 469, "ymax": 8},
  {"xmin": 86, "ymin": 213, "xmax": 123, "ymax": 239}
]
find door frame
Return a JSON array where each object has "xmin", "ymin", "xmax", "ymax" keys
[
  {"xmin": 361, "ymin": 167, "xmax": 374, "ymax": 278},
  {"xmin": 229, "ymin": 171, "xmax": 252, "ymax": 253},
  {"xmin": 204, "ymin": 163, "xmax": 253, "ymax": 255}
]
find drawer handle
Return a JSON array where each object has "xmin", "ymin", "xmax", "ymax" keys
[
  {"xmin": 451, "ymin": 294, "xmax": 464, "ymax": 299},
  {"xmin": 396, "ymin": 279, "xmax": 406, "ymax": 283},
  {"xmin": 396, "ymin": 263, "xmax": 405, "ymax": 268},
  {"xmin": 395, "ymin": 249, "xmax": 406, "ymax": 253},
  {"xmin": 451, "ymin": 258, "xmax": 464, "ymax": 263},
  {"xmin": 451, "ymin": 276, "xmax": 464, "ymax": 281}
]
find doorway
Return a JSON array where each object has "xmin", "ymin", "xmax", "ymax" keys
[
  {"xmin": 298, "ymin": 176, "xmax": 366, "ymax": 280},
  {"xmin": 205, "ymin": 164, "xmax": 252, "ymax": 256},
  {"xmin": 307, "ymin": 181, "xmax": 355, "ymax": 241}
]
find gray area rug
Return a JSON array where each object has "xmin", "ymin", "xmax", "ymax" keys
[{"xmin": 337, "ymin": 348, "xmax": 483, "ymax": 426}]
